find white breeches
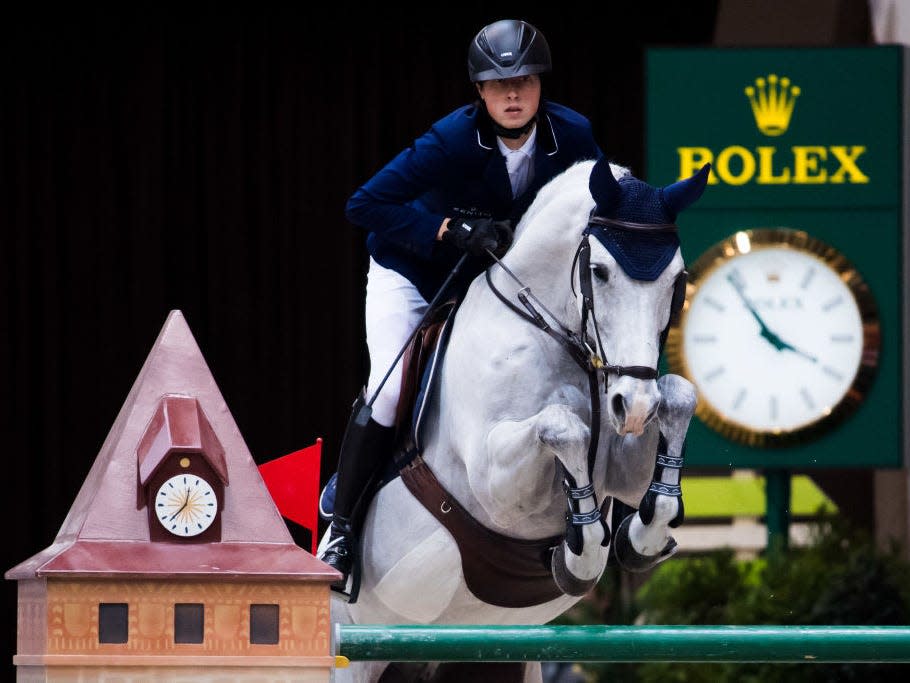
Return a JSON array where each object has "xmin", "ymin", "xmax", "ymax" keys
[{"xmin": 365, "ymin": 258, "xmax": 429, "ymax": 427}]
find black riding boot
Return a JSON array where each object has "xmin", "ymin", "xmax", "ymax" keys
[{"xmin": 319, "ymin": 400, "xmax": 395, "ymax": 595}]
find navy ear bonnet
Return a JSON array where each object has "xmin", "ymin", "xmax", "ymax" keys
[
  {"xmin": 587, "ymin": 223, "xmax": 680, "ymax": 281},
  {"xmin": 585, "ymin": 161, "xmax": 711, "ymax": 281},
  {"xmin": 587, "ymin": 176, "xmax": 680, "ymax": 281},
  {"xmin": 602, "ymin": 175, "xmax": 679, "ymax": 224}
]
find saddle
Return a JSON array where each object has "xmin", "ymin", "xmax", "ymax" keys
[{"xmin": 392, "ymin": 298, "xmax": 565, "ymax": 608}]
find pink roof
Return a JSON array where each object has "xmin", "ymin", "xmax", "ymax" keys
[
  {"xmin": 10, "ymin": 540, "xmax": 337, "ymax": 580},
  {"xmin": 6, "ymin": 310, "xmax": 338, "ymax": 582}
]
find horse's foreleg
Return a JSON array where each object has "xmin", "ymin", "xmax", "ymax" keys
[
  {"xmin": 533, "ymin": 405, "xmax": 610, "ymax": 595},
  {"xmin": 614, "ymin": 374, "xmax": 696, "ymax": 572},
  {"xmin": 483, "ymin": 404, "xmax": 607, "ymax": 595}
]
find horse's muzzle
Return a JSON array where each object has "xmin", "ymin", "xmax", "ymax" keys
[{"xmin": 607, "ymin": 377, "xmax": 660, "ymax": 436}]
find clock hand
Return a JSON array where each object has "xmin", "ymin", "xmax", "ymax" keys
[
  {"xmin": 774, "ymin": 335, "xmax": 818, "ymax": 363},
  {"xmin": 726, "ymin": 273, "xmax": 786, "ymax": 350},
  {"xmin": 726, "ymin": 273, "xmax": 818, "ymax": 362},
  {"xmin": 168, "ymin": 489, "xmax": 191, "ymax": 521}
]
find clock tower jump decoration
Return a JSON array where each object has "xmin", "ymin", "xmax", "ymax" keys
[{"xmin": 5, "ymin": 310, "xmax": 340, "ymax": 682}]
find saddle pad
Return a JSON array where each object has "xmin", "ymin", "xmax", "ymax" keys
[
  {"xmin": 400, "ymin": 455, "xmax": 564, "ymax": 608},
  {"xmin": 394, "ymin": 297, "xmax": 458, "ymax": 452}
]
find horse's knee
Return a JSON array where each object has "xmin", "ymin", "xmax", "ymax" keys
[
  {"xmin": 535, "ymin": 404, "xmax": 589, "ymax": 453},
  {"xmin": 657, "ymin": 374, "xmax": 696, "ymax": 418}
]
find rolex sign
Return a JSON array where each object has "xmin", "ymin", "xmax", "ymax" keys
[
  {"xmin": 646, "ymin": 46, "xmax": 907, "ymax": 469},
  {"xmin": 647, "ymin": 47, "xmax": 902, "ymax": 209}
]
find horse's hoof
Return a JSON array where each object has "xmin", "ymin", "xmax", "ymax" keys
[
  {"xmin": 613, "ymin": 514, "xmax": 678, "ymax": 573},
  {"xmin": 550, "ymin": 544, "xmax": 599, "ymax": 597}
]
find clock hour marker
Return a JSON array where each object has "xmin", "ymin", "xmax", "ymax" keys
[
  {"xmin": 769, "ymin": 395, "xmax": 778, "ymax": 421},
  {"xmin": 822, "ymin": 365, "xmax": 844, "ymax": 381},
  {"xmin": 703, "ymin": 296, "xmax": 725, "ymax": 313},
  {"xmin": 732, "ymin": 388, "xmax": 747, "ymax": 410},
  {"xmin": 800, "ymin": 267, "xmax": 816, "ymax": 290},
  {"xmin": 800, "ymin": 387, "xmax": 815, "ymax": 410},
  {"xmin": 822, "ymin": 295, "xmax": 844, "ymax": 312},
  {"xmin": 704, "ymin": 366, "xmax": 726, "ymax": 382},
  {"xmin": 830, "ymin": 334, "xmax": 854, "ymax": 343},
  {"xmin": 692, "ymin": 334, "xmax": 717, "ymax": 343}
]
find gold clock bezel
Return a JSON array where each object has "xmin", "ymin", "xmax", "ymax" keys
[{"xmin": 665, "ymin": 227, "xmax": 880, "ymax": 448}]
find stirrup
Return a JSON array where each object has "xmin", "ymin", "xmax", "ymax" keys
[{"xmin": 318, "ymin": 525, "xmax": 363, "ymax": 603}]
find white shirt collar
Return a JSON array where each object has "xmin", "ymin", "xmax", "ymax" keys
[{"xmin": 496, "ymin": 124, "xmax": 537, "ymax": 158}]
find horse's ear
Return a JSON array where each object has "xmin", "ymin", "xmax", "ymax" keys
[
  {"xmin": 588, "ymin": 157, "xmax": 622, "ymax": 212},
  {"xmin": 661, "ymin": 163, "xmax": 711, "ymax": 217}
]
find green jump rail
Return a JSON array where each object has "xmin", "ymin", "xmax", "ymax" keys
[{"xmin": 336, "ymin": 625, "xmax": 910, "ymax": 664}]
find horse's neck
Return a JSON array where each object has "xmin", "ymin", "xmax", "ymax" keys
[
  {"xmin": 493, "ymin": 188, "xmax": 593, "ymax": 325},
  {"xmin": 418, "ymin": 203, "xmax": 596, "ymax": 538}
]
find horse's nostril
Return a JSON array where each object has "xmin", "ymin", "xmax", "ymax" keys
[{"xmin": 611, "ymin": 394, "xmax": 625, "ymax": 419}]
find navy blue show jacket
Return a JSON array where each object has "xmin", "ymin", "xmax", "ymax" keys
[{"xmin": 345, "ymin": 101, "xmax": 603, "ymax": 302}]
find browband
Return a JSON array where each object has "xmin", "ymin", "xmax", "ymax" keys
[{"xmin": 588, "ymin": 215, "xmax": 678, "ymax": 232}]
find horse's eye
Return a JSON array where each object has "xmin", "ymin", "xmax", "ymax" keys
[{"xmin": 591, "ymin": 264, "xmax": 609, "ymax": 282}]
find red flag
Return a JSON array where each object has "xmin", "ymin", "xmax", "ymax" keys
[{"xmin": 258, "ymin": 439, "xmax": 322, "ymax": 555}]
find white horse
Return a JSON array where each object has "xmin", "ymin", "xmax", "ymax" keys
[{"xmin": 327, "ymin": 156, "xmax": 710, "ymax": 682}]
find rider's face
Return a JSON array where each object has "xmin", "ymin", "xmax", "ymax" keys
[{"xmin": 477, "ymin": 75, "xmax": 541, "ymax": 132}]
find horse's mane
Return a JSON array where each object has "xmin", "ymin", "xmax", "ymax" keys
[{"xmin": 514, "ymin": 159, "xmax": 632, "ymax": 242}]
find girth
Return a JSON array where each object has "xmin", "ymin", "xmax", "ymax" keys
[{"xmin": 399, "ymin": 454, "xmax": 564, "ymax": 608}]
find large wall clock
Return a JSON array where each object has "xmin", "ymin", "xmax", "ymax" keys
[{"xmin": 665, "ymin": 228, "xmax": 880, "ymax": 447}]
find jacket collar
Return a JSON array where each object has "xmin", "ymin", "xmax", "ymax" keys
[{"xmin": 475, "ymin": 102, "xmax": 558, "ymax": 156}]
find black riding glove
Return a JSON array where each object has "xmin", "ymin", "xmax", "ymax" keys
[{"xmin": 442, "ymin": 217, "xmax": 513, "ymax": 259}]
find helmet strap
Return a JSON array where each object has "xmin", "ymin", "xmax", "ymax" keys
[{"xmin": 491, "ymin": 116, "xmax": 537, "ymax": 140}]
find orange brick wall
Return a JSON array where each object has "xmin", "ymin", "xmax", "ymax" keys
[
  {"xmin": 16, "ymin": 580, "xmax": 48, "ymax": 656},
  {"xmin": 41, "ymin": 579, "xmax": 330, "ymax": 657}
]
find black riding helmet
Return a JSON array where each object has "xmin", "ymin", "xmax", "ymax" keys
[{"xmin": 468, "ymin": 19, "xmax": 552, "ymax": 83}]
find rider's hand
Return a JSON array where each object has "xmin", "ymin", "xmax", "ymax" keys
[{"xmin": 442, "ymin": 218, "xmax": 513, "ymax": 258}]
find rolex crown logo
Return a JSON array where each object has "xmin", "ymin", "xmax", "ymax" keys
[{"xmin": 744, "ymin": 74, "xmax": 800, "ymax": 136}]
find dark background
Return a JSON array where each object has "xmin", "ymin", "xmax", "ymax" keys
[{"xmin": 2, "ymin": 1, "xmax": 874, "ymax": 675}]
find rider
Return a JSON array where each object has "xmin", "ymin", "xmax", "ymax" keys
[{"xmin": 319, "ymin": 18, "xmax": 604, "ymax": 592}]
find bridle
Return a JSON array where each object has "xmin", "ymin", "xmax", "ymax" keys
[{"xmin": 485, "ymin": 213, "xmax": 681, "ymax": 382}]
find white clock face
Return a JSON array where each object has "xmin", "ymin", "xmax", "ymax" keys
[
  {"xmin": 681, "ymin": 240, "xmax": 866, "ymax": 435},
  {"xmin": 155, "ymin": 473, "xmax": 218, "ymax": 537}
]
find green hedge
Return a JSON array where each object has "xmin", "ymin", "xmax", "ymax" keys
[{"xmin": 555, "ymin": 516, "xmax": 910, "ymax": 682}]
